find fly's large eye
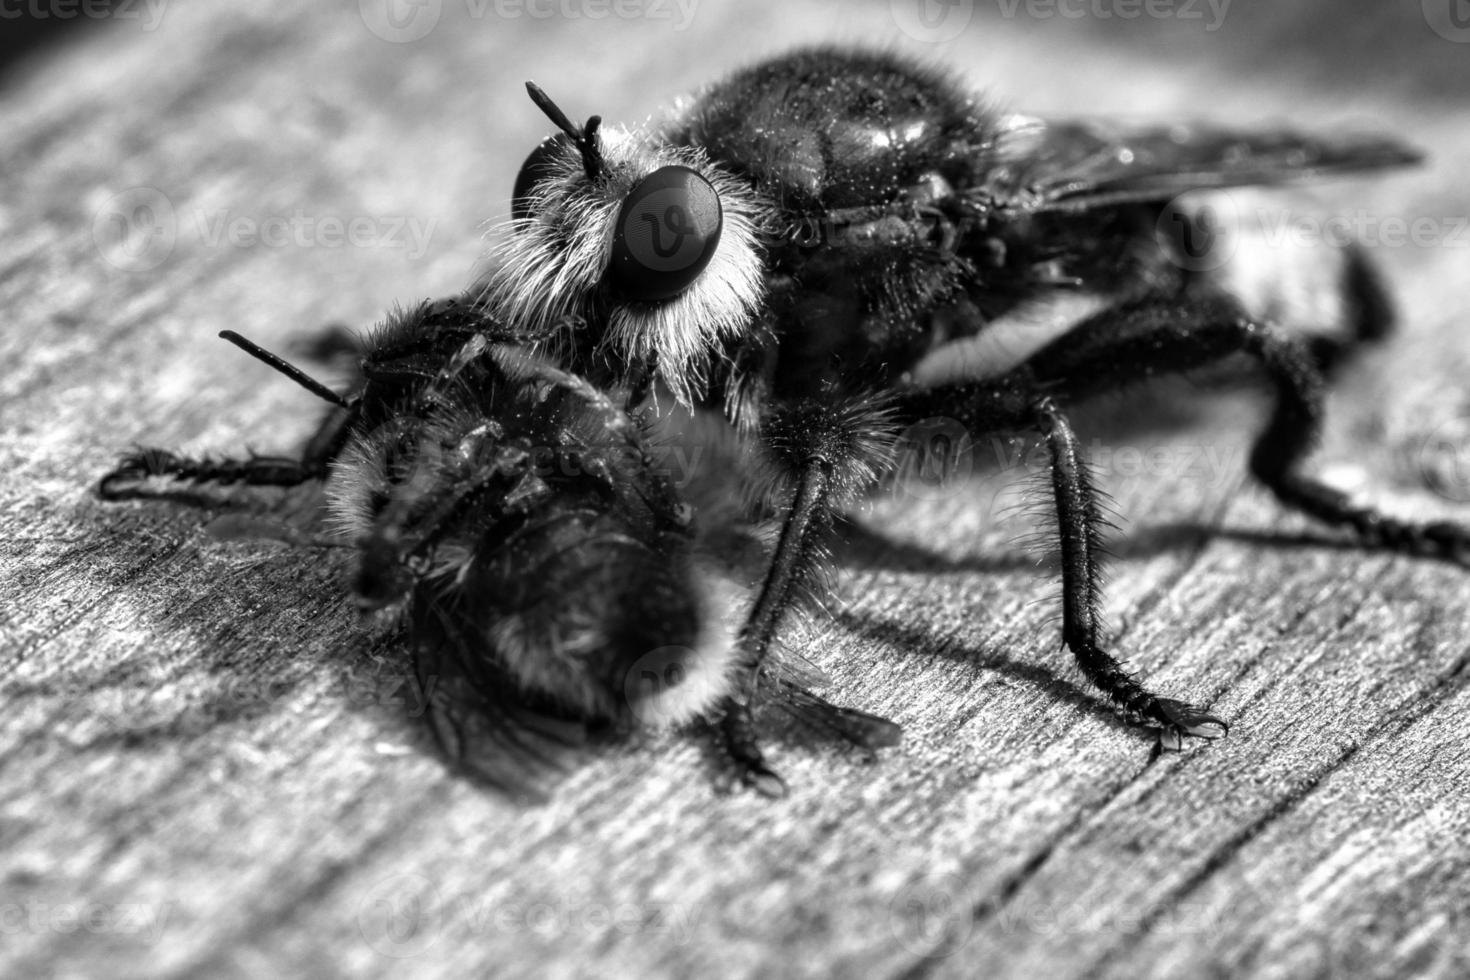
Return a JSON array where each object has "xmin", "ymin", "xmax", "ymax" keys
[
  {"xmin": 608, "ymin": 166, "xmax": 722, "ymax": 302},
  {"xmin": 511, "ymin": 134, "xmax": 572, "ymax": 222}
]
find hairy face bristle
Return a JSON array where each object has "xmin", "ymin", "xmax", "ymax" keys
[{"xmin": 478, "ymin": 124, "xmax": 770, "ymax": 404}]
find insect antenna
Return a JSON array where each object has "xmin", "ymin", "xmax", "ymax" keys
[
  {"xmin": 524, "ymin": 81, "xmax": 605, "ymax": 181},
  {"xmin": 218, "ymin": 330, "xmax": 351, "ymax": 409}
]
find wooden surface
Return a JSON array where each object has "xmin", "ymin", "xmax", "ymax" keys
[{"xmin": 3, "ymin": 3, "xmax": 1470, "ymax": 978}]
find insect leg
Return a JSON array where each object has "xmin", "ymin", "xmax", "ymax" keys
[
  {"xmin": 1303, "ymin": 243, "xmax": 1396, "ymax": 374},
  {"xmin": 351, "ymin": 440, "xmax": 528, "ymax": 610},
  {"xmin": 99, "ymin": 324, "xmax": 367, "ymax": 502},
  {"xmin": 893, "ymin": 377, "xmax": 1228, "ymax": 747},
  {"xmin": 97, "ymin": 448, "xmax": 327, "ymax": 501},
  {"xmin": 1025, "ymin": 293, "xmax": 1470, "ymax": 563},
  {"xmin": 714, "ymin": 456, "xmax": 832, "ymax": 797},
  {"xmin": 1033, "ymin": 396, "xmax": 1229, "ymax": 747},
  {"xmin": 714, "ymin": 396, "xmax": 903, "ymax": 796},
  {"xmin": 893, "ymin": 376, "xmax": 1228, "ymax": 743}
]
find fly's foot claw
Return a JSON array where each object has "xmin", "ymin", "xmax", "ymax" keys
[
  {"xmin": 1150, "ymin": 698, "xmax": 1229, "ymax": 752},
  {"xmin": 711, "ymin": 753, "xmax": 788, "ymax": 798},
  {"xmin": 743, "ymin": 763, "xmax": 789, "ymax": 799},
  {"xmin": 711, "ymin": 696, "xmax": 788, "ymax": 798}
]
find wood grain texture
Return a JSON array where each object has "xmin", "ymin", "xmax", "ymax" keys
[{"xmin": 3, "ymin": 3, "xmax": 1469, "ymax": 978}]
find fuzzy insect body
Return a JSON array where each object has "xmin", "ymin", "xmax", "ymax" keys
[{"xmin": 100, "ymin": 298, "xmax": 753, "ymax": 795}]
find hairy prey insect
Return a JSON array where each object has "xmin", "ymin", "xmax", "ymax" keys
[{"xmin": 100, "ymin": 298, "xmax": 730, "ymax": 793}]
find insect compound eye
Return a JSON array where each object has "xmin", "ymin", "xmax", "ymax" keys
[
  {"xmin": 511, "ymin": 134, "xmax": 573, "ymax": 222},
  {"xmin": 608, "ymin": 165, "xmax": 723, "ymax": 303}
]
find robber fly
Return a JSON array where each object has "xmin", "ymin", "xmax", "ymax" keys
[{"xmin": 483, "ymin": 45, "xmax": 1470, "ymax": 794}]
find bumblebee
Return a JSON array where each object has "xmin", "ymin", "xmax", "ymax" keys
[{"xmin": 99, "ymin": 299, "xmax": 739, "ymax": 795}]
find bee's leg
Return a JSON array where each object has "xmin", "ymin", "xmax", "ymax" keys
[
  {"xmin": 1023, "ymin": 292, "xmax": 1470, "ymax": 563},
  {"xmin": 349, "ymin": 449, "xmax": 532, "ymax": 610},
  {"xmin": 713, "ymin": 396, "xmax": 902, "ymax": 796},
  {"xmin": 97, "ymin": 448, "xmax": 327, "ymax": 501}
]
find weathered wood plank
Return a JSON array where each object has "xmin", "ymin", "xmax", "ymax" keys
[{"xmin": 2, "ymin": 4, "xmax": 1468, "ymax": 979}]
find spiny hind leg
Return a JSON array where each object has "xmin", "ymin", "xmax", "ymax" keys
[
  {"xmin": 1022, "ymin": 293, "xmax": 1470, "ymax": 564},
  {"xmin": 97, "ymin": 448, "xmax": 324, "ymax": 502},
  {"xmin": 1030, "ymin": 396, "xmax": 1227, "ymax": 748}
]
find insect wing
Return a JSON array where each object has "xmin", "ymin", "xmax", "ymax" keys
[
  {"xmin": 990, "ymin": 114, "xmax": 1423, "ymax": 214},
  {"xmin": 411, "ymin": 596, "xmax": 588, "ymax": 801}
]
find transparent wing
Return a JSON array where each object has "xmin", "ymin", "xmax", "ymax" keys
[
  {"xmin": 411, "ymin": 595, "xmax": 587, "ymax": 802},
  {"xmin": 988, "ymin": 114, "xmax": 1423, "ymax": 214}
]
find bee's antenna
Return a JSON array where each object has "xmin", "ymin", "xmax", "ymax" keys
[
  {"xmin": 218, "ymin": 330, "xmax": 351, "ymax": 409},
  {"xmin": 524, "ymin": 81, "xmax": 605, "ymax": 182}
]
